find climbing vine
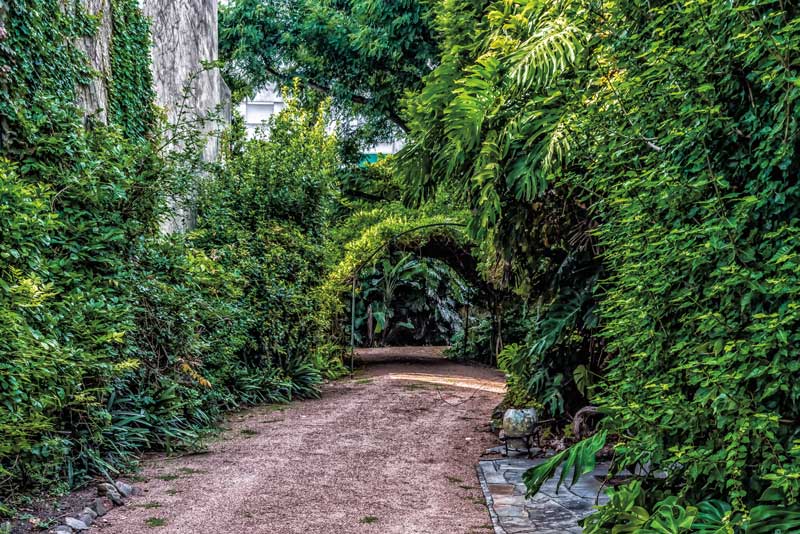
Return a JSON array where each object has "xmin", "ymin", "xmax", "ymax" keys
[
  {"xmin": 0, "ymin": 1, "xmax": 340, "ymax": 508},
  {"xmin": 108, "ymin": 0, "xmax": 156, "ymax": 138},
  {"xmin": 398, "ymin": 0, "xmax": 800, "ymax": 530}
]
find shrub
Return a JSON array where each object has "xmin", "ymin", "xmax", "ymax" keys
[{"xmin": 0, "ymin": 2, "xmax": 342, "ymax": 505}]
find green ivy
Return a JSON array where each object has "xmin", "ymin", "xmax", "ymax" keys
[
  {"xmin": 0, "ymin": 1, "xmax": 340, "ymax": 507},
  {"xmin": 399, "ymin": 0, "xmax": 800, "ymax": 529},
  {"xmin": 108, "ymin": 0, "xmax": 156, "ymax": 138}
]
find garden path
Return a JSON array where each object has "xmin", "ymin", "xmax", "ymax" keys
[{"xmin": 92, "ymin": 347, "xmax": 505, "ymax": 534}]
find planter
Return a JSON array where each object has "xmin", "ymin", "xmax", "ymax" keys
[{"xmin": 502, "ymin": 408, "xmax": 537, "ymax": 451}]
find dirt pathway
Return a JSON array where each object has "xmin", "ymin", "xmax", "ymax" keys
[{"xmin": 93, "ymin": 347, "xmax": 505, "ymax": 534}]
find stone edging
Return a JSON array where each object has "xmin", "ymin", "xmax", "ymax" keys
[
  {"xmin": 476, "ymin": 462, "xmax": 507, "ymax": 534},
  {"xmin": 51, "ymin": 480, "xmax": 139, "ymax": 533}
]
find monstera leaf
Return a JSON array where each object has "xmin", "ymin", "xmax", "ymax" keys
[{"xmin": 523, "ymin": 430, "xmax": 607, "ymax": 496}]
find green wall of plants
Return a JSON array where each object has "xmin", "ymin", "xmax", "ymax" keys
[
  {"xmin": 397, "ymin": 0, "xmax": 800, "ymax": 530},
  {"xmin": 0, "ymin": 1, "xmax": 339, "ymax": 508}
]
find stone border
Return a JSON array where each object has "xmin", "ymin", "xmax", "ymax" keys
[
  {"xmin": 476, "ymin": 459, "xmax": 610, "ymax": 534},
  {"xmin": 476, "ymin": 463, "xmax": 507, "ymax": 534},
  {"xmin": 50, "ymin": 480, "xmax": 139, "ymax": 533}
]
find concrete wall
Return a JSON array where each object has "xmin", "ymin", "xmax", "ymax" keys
[
  {"xmin": 140, "ymin": 0, "xmax": 230, "ymax": 232},
  {"xmin": 75, "ymin": 0, "xmax": 112, "ymax": 124},
  {"xmin": 140, "ymin": 0, "xmax": 228, "ymax": 133},
  {"xmin": 75, "ymin": 0, "xmax": 230, "ymax": 232}
]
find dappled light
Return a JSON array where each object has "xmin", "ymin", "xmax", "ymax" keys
[{"xmin": 386, "ymin": 373, "xmax": 505, "ymax": 395}]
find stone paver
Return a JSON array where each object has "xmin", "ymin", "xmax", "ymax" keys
[{"xmin": 477, "ymin": 457, "xmax": 610, "ymax": 534}]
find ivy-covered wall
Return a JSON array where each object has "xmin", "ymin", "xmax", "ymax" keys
[{"xmin": 75, "ymin": 0, "xmax": 112, "ymax": 123}]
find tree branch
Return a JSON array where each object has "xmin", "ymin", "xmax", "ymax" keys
[{"xmin": 263, "ymin": 65, "xmax": 409, "ymax": 132}]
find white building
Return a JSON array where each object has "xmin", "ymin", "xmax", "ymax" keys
[
  {"xmin": 238, "ymin": 86, "xmax": 286, "ymax": 136},
  {"xmin": 239, "ymin": 86, "xmax": 403, "ymax": 158}
]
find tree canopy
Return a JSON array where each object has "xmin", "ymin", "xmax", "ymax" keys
[{"xmin": 219, "ymin": 0, "xmax": 440, "ymax": 138}]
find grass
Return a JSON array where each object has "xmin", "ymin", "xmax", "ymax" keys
[
  {"xmin": 459, "ymin": 484, "xmax": 476, "ymax": 490},
  {"xmin": 156, "ymin": 466, "xmax": 207, "ymax": 482},
  {"xmin": 145, "ymin": 517, "xmax": 166, "ymax": 527},
  {"xmin": 240, "ymin": 428, "xmax": 259, "ymax": 436},
  {"xmin": 355, "ymin": 378, "xmax": 373, "ymax": 385},
  {"xmin": 445, "ymin": 476, "xmax": 464, "ymax": 484},
  {"xmin": 164, "ymin": 488, "xmax": 179, "ymax": 496},
  {"xmin": 467, "ymin": 525, "xmax": 494, "ymax": 533},
  {"xmin": 136, "ymin": 502, "xmax": 162, "ymax": 509},
  {"xmin": 470, "ymin": 496, "xmax": 487, "ymax": 506},
  {"xmin": 359, "ymin": 516, "xmax": 379, "ymax": 524}
]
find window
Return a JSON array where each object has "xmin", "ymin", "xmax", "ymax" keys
[{"xmin": 245, "ymin": 102, "xmax": 275, "ymax": 127}]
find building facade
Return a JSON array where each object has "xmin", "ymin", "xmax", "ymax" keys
[{"xmin": 239, "ymin": 86, "xmax": 403, "ymax": 158}]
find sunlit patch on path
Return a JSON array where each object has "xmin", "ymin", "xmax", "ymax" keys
[{"xmin": 386, "ymin": 372, "xmax": 506, "ymax": 394}]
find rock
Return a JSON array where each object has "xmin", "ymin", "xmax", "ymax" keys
[
  {"xmin": 64, "ymin": 517, "xmax": 89, "ymax": 531},
  {"xmin": 78, "ymin": 513, "xmax": 94, "ymax": 527},
  {"xmin": 97, "ymin": 483, "xmax": 116, "ymax": 496},
  {"xmin": 115, "ymin": 480, "xmax": 134, "ymax": 497},
  {"xmin": 81, "ymin": 507, "xmax": 98, "ymax": 520},
  {"xmin": 91, "ymin": 497, "xmax": 111, "ymax": 516},
  {"xmin": 53, "ymin": 526, "xmax": 73, "ymax": 534},
  {"xmin": 108, "ymin": 490, "xmax": 124, "ymax": 506}
]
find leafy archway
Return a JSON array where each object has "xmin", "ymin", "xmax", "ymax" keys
[{"xmin": 322, "ymin": 215, "xmax": 508, "ymax": 370}]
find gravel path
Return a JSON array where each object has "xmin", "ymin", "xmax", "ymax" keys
[{"xmin": 93, "ymin": 347, "xmax": 505, "ymax": 534}]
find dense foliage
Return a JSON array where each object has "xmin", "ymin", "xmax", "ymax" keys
[
  {"xmin": 193, "ymin": 101, "xmax": 342, "ymax": 393},
  {"xmin": 0, "ymin": 2, "xmax": 340, "ymax": 506},
  {"xmin": 7, "ymin": 0, "xmax": 800, "ymax": 531},
  {"xmin": 321, "ymin": 197, "xmax": 475, "ymax": 348},
  {"xmin": 397, "ymin": 0, "xmax": 601, "ymax": 419},
  {"xmin": 351, "ymin": 253, "xmax": 469, "ymax": 346},
  {"xmin": 398, "ymin": 0, "xmax": 800, "ymax": 530},
  {"xmin": 219, "ymin": 0, "xmax": 439, "ymax": 140}
]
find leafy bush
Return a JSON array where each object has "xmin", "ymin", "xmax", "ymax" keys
[
  {"xmin": 193, "ymin": 98, "xmax": 339, "ymax": 391},
  {"xmin": 0, "ymin": 2, "xmax": 341, "ymax": 505},
  {"xmin": 576, "ymin": 0, "xmax": 800, "ymax": 521},
  {"xmin": 352, "ymin": 253, "xmax": 469, "ymax": 347},
  {"xmin": 320, "ymin": 200, "xmax": 474, "ymax": 351}
]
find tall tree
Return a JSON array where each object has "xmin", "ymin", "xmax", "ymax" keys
[{"xmin": 219, "ymin": 0, "xmax": 440, "ymax": 138}]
